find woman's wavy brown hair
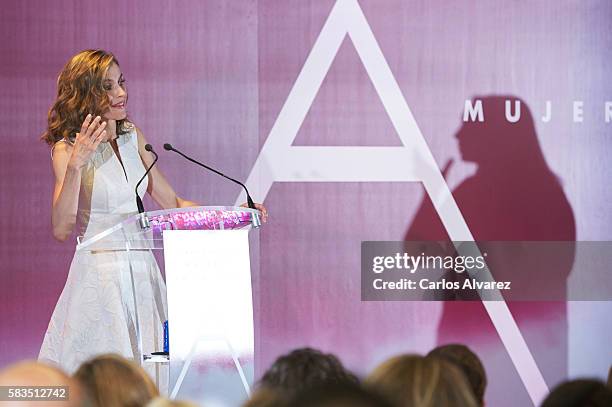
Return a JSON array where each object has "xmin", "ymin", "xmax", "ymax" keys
[{"xmin": 41, "ymin": 49, "xmax": 129, "ymax": 146}]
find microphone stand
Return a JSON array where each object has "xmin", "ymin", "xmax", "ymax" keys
[
  {"xmin": 163, "ymin": 143, "xmax": 256, "ymax": 209},
  {"xmin": 135, "ymin": 144, "xmax": 159, "ymax": 229}
]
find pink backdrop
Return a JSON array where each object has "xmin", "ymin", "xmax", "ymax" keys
[{"xmin": 1, "ymin": 1, "xmax": 611, "ymax": 406}]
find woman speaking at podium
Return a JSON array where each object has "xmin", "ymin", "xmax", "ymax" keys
[{"xmin": 38, "ymin": 49, "xmax": 266, "ymax": 375}]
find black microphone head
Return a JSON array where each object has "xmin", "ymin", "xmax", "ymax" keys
[
  {"xmin": 144, "ymin": 144, "xmax": 153, "ymax": 152},
  {"xmin": 163, "ymin": 143, "xmax": 173, "ymax": 151},
  {"xmin": 247, "ymin": 195, "xmax": 256, "ymax": 209}
]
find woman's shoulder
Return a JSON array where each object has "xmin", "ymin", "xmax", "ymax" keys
[
  {"xmin": 50, "ymin": 138, "xmax": 73, "ymax": 160},
  {"xmin": 120, "ymin": 120, "xmax": 136, "ymax": 136},
  {"xmin": 118, "ymin": 121, "xmax": 139, "ymax": 144},
  {"xmin": 127, "ymin": 122, "xmax": 147, "ymax": 146}
]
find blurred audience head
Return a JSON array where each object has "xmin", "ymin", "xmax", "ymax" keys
[
  {"xmin": 74, "ymin": 353, "xmax": 159, "ymax": 407},
  {"xmin": 259, "ymin": 348, "xmax": 358, "ymax": 398},
  {"xmin": 290, "ymin": 382, "xmax": 396, "ymax": 407},
  {"xmin": 366, "ymin": 354, "xmax": 478, "ymax": 407},
  {"xmin": 427, "ymin": 344, "xmax": 486, "ymax": 405},
  {"xmin": 540, "ymin": 379, "xmax": 612, "ymax": 407},
  {"xmin": 0, "ymin": 360, "xmax": 85, "ymax": 406},
  {"xmin": 147, "ymin": 397, "xmax": 199, "ymax": 407},
  {"xmin": 243, "ymin": 387, "xmax": 287, "ymax": 407}
]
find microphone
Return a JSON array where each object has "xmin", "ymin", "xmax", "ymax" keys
[
  {"xmin": 163, "ymin": 143, "xmax": 255, "ymax": 209},
  {"xmin": 135, "ymin": 144, "xmax": 159, "ymax": 224}
]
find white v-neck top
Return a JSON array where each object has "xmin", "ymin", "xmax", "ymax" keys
[{"xmin": 77, "ymin": 127, "xmax": 148, "ymax": 238}]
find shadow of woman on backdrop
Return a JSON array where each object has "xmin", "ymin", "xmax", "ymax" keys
[{"xmin": 404, "ymin": 96, "xmax": 576, "ymax": 400}]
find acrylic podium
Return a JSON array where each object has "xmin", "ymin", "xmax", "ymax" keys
[{"xmin": 76, "ymin": 206, "xmax": 261, "ymax": 406}]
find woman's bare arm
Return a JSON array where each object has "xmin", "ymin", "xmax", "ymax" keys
[
  {"xmin": 51, "ymin": 115, "xmax": 107, "ymax": 241},
  {"xmin": 51, "ymin": 143, "xmax": 81, "ymax": 241}
]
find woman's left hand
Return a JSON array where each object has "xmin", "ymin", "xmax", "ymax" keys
[{"xmin": 240, "ymin": 202, "xmax": 268, "ymax": 223}]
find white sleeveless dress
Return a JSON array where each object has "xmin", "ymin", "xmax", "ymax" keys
[{"xmin": 39, "ymin": 127, "xmax": 167, "ymax": 376}]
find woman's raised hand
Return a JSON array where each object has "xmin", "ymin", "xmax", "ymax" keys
[{"xmin": 68, "ymin": 114, "xmax": 107, "ymax": 170}]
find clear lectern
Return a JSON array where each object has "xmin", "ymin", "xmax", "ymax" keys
[{"xmin": 76, "ymin": 206, "xmax": 261, "ymax": 406}]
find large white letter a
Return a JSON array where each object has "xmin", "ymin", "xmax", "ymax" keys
[{"xmin": 237, "ymin": 1, "xmax": 548, "ymax": 404}]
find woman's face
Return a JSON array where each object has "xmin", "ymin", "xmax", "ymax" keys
[{"xmin": 103, "ymin": 63, "xmax": 127, "ymax": 121}]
